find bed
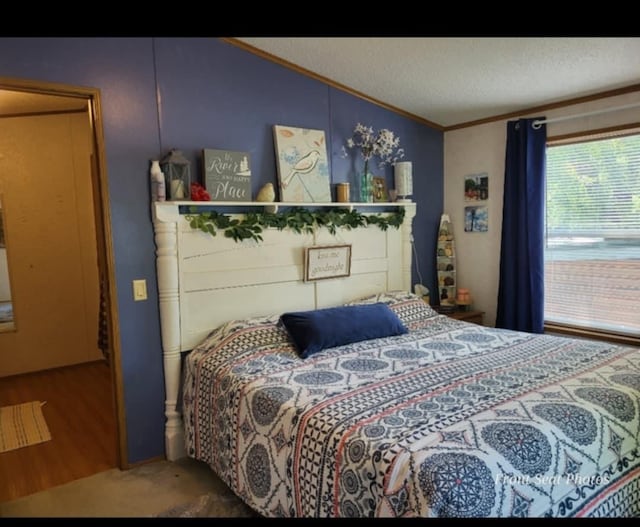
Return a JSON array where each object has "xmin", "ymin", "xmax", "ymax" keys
[{"xmin": 152, "ymin": 201, "xmax": 640, "ymax": 518}]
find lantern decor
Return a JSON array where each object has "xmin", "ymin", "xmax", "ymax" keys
[{"xmin": 160, "ymin": 149, "xmax": 191, "ymax": 201}]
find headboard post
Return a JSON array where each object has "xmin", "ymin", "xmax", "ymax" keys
[
  {"xmin": 153, "ymin": 204, "xmax": 185, "ymax": 461},
  {"xmin": 401, "ymin": 204, "xmax": 416, "ymax": 290}
]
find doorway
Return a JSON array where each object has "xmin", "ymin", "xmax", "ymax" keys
[{"xmin": 0, "ymin": 78, "xmax": 124, "ymax": 492}]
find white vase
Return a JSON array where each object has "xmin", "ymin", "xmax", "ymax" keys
[{"xmin": 150, "ymin": 160, "xmax": 165, "ymax": 202}]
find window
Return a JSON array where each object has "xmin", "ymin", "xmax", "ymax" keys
[{"xmin": 544, "ymin": 130, "xmax": 640, "ymax": 338}]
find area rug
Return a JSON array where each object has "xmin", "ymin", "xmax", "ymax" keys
[
  {"xmin": 155, "ymin": 492, "xmax": 258, "ymax": 518},
  {"xmin": 0, "ymin": 401, "xmax": 51, "ymax": 453}
]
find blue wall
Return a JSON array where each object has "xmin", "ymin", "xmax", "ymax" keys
[{"xmin": 0, "ymin": 37, "xmax": 443, "ymax": 463}]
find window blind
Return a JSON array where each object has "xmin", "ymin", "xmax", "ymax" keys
[{"xmin": 544, "ymin": 133, "xmax": 640, "ymax": 337}]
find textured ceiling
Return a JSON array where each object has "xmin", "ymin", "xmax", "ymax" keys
[{"xmin": 236, "ymin": 37, "xmax": 640, "ymax": 128}]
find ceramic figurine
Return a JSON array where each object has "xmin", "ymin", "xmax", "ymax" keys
[{"xmin": 256, "ymin": 182, "xmax": 276, "ymax": 202}]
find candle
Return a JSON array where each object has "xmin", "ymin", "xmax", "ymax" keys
[
  {"xmin": 170, "ymin": 179, "xmax": 185, "ymax": 199},
  {"xmin": 456, "ymin": 288, "xmax": 471, "ymax": 304},
  {"xmin": 336, "ymin": 183, "xmax": 350, "ymax": 203}
]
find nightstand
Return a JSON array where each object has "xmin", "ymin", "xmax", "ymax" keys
[{"xmin": 444, "ymin": 309, "xmax": 485, "ymax": 325}]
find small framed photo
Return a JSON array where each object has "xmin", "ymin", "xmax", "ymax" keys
[
  {"xmin": 304, "ymin": 244, "xmax": 352, "ymax": 281},
  {"xmin": 372, "ymin": 177, "xmax": 389, "ymax": 202},
  {"xmin": 464, "ymin": 205, "xmax": 489, "ymax": 232},
  {"xmin": 464, "ymin": 172, "xmax": 489, "ymax": 201}
]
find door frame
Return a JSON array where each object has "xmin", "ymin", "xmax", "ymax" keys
[{"xmin": 0, "ymin": 76, "xmax": 126, "ymax": 469}]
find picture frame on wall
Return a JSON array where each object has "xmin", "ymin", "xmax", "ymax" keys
[
  {"xmin": 464, "ymin": 172, "xmax": 489, "ymax": 201},
  {"xmin": 273, "ymin": 125, "xmax": 331, "ymax": 203},
  {"xmin": 372, "ymin": 177, "xmax": 389, "ymax": 202},
  {"xmin": 464, "ymin": 205, "xmax": 489, "ymax": 232},
  {"xmin": 304, "ymin": 244, "xmax": 352, "ymax": 281}
]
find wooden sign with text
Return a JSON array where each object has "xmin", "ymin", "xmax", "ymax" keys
[
  {"xmin": 304, "ymin": 244, "xmax": 352, "ymax": 281},
  {"xmin": 203, "ymin": 149, "xmax": 252, "ymax": 201}
]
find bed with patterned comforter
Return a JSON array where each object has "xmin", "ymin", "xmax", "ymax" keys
[{"xmin": 182, "ymin": 292, "xmax": 640, "ymax": 518}]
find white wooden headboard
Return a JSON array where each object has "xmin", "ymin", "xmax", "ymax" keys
[{"xmin": 152, "ymin": 201, "xmax": 416, "ymax": 460}]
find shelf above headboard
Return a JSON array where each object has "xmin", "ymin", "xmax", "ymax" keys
[{"xmin": 153, "ymin": 200, "xmax": 416, "ymax": 221}]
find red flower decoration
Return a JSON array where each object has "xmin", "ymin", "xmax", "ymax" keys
[{"xmin": 190, "ymin": 182, "xmax": 210, "ymax": 201}]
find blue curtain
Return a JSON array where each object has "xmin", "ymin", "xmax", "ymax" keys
[{"xmin": 496, "ymin": 118, "xmax": 546, "ymax": 333}]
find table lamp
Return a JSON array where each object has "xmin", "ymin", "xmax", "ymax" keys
[{"xmin": 394, "ymin": 161, "xmax": 413, "ymax": 202}]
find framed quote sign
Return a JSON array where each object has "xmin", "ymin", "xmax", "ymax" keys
[
  {"xmin": 202, "ymin": 149, "xmax": 251, "ymax": 201},
  {"xmin": 304, "ymin": 244, "xmax": 352, "ymax": 281}
]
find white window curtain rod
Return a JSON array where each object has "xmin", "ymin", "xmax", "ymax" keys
[{"xmin": 531, "ymin": 102, "xmax": 640, "ymax": 129}]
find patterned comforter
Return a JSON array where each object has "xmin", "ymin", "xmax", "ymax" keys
[{"xmin": 182, "ymin": 292, "xmax": 640, "ymax": 518}]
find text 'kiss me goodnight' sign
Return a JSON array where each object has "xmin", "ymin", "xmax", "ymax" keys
[{"xmin": 203, "ymin": 149, "xmax": 251, "ymax": 201}]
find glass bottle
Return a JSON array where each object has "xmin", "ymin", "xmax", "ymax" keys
[{"xmin": 360, "ymin": 160, "xmax": 373, "ymax": 203}]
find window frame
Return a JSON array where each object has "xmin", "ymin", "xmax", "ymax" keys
[{"xmin": 543, "ymin": 122, "xmax": 640, "ymax": 346}]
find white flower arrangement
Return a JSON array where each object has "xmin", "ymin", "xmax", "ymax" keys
[{"xmin": 342, "ymin": 123, "xmax": 405, "ymax": 171}]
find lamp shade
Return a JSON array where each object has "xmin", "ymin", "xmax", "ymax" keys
[{"xmin": 394, "ymin": 161, "xmax": 413, "ymax": 201}]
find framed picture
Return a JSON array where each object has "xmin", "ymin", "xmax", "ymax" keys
[
  {"xmin": 372, "ymin": 177, "xmax": 389, "ymax": 202},
  {"xmin": 304, "ymin": 244, "xmax": 352, "ymax": 281},
  {"xmin": 464, "ymin": 172, "xmax": 489, "ymax": 201},
  {"xmin": 273, "ymin": 125, "xmax": 331, "ymax": 203},
  {"xmin": 464, "ymin": 205, "xmax": 489, "ymax": 232}
]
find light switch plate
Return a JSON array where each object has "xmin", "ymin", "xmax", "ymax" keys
[{"xmin": 133, "ymin": 279, "xmax": 147, "ymax": 301}]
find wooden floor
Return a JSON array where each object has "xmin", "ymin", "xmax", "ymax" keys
[{"xmin": 0, "ymin": 360, "xmax": 117, "ymax": 503}]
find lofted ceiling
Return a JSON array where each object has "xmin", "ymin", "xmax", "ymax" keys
[{"xmin": 235, "ymin": 37, "xmax": 640, "ymax": 128}]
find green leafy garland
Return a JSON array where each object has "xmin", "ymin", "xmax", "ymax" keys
[{"xmin": 185, "ymin": 206, "xmax": 405, "ymax": 243}]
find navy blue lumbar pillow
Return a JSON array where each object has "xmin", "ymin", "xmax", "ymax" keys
[{"xmin": 280, "ymin": 303, "xmax": 408, "ymax": 359}]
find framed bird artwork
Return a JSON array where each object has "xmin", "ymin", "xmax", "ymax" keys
[{"xmin": 273, "ymin": 125, "xmax": 331, "ymax": 203}]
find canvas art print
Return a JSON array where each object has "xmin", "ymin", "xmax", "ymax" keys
[{"xmin": 273, "ymin": 125, "xmax": 331, "ymax": 202}]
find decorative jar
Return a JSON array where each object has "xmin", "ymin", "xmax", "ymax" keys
[{"xmin": 336, "ymin": 183, "xmax": 350, "ymax": 203}]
